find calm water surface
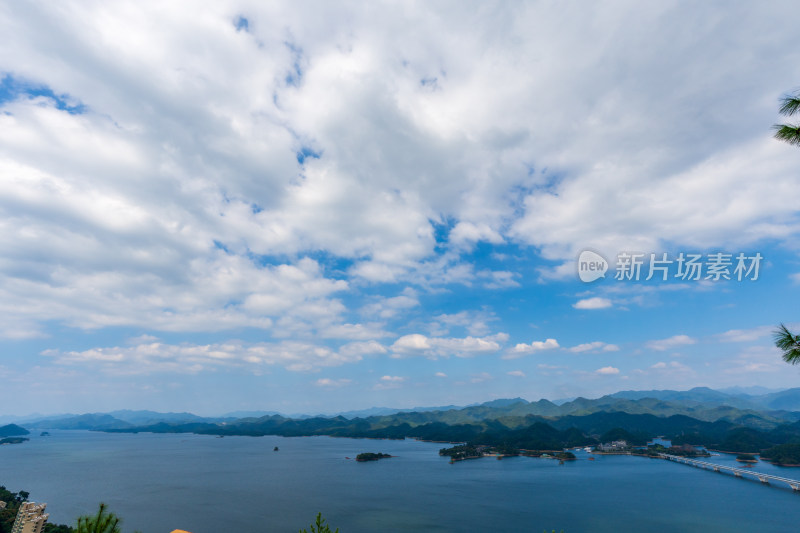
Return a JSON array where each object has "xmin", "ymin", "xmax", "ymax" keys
[{"xmin": 1, "ymin": 431, "xmax": 799, "ymax": 532}]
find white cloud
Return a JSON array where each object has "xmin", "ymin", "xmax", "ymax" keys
[
  {"xmin": 569, "ymin": 341, "xmax": 620, "ymax": 353},
  {"xmin": 503, "ymin": 338, "xmax": 559, "ymax": 359},
  {"xmin": 43, "ymin": 339, "xmax": 369, "ymax": 374},
  {"xmin": 596, "ymin": 366, "xmax": 620, "ymax": 375},
  {"xmin": 0, "ymin": 2, "xmax": 798, "ymax": 406},
  {"xmin": 391, "ymin": 334, "xmax": 431, "ymax": 351},
  {"xmin": 315, "ymin": 378, "xmax": 352, "ymax": 388},
  {"xmin": 391, "ymin": 333, "xmax": 507, "ymax": 359},
  {"xmin": 374, "ymin": 375, "xmax": 406, "ymax": 390},
  {"xmin": 478, "ymin": 270, "xmax": 521, "ymax": 289},
  {"xmin": 573, "ymin": 297, "xmax": 612, "ymax": 310},
  {"xmin": 360, "ymin": 289, "xmax": 420, "ymax": 319},
  {"xmin": 716, "ymin": 325, "xmax": 774, "ymax": 343},
  {"xmin": 647, "ymin": 360, "xmax": 694, "ymax": 378},
  {"xmin": 470, "ymin": 372, "xmax": 493, "ymax": 383},
  {"xmin": 646, "ymin": 334, "xmax": 696, "ymax": 351},
  {"xmin": 507, "ymin": 370, "xmax": 526, "ymax": 377},
  {"xmin": 449, "ymin": 222, "xmax": 504, "ymax": 249},
  {"xmin": 429, "ymin": 309, "xmax": 497, "ymax": 337},
  {"xmin": 434, "ymin": 372, "xmax": 447, "ymax": 378}
]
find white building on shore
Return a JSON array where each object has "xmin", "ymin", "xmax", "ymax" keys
[{"xmin": 11, "ymin": 502, "xmax": 49, "ymax": 533}]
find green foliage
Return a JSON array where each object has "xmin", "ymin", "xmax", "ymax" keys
[
  {"xmin": 44, "ymin": 524, "xmax": 75, "ymax": 533},
  {"xmin": 354, "ymin": 452, "xmax": 391, "ymax": 462},
  {"xmin": 716, "ymin": 428, "xmax": 772, "ymax": 453},
  {"xmin": 439, "ymin": 444, "xmax": 481, "ymax": 459},
  {"xmin": 774, "ymin": 324, "xmax": 800, "ymax": 364},
  {"xmin": 774, "ymin": 91, "xmax": 800, "ymax": 146},
  {"xmin": 1, "ymin": 486, "xmax": 28, "ymax": 533},
  {"xmin": 0, "ymin": 487, "xmax": 73, "ymax": 533},
  {"xmin": 300, "ymin": 513, "xmax": 339, "ymax": 533},
  {"xmin": 75, "ymin": 503, "xmax": 121, "ymax": 533},
  {"xmin": 0, "ymin": 438, "xmax": 28, "ymax": 445},
  {"xmin": 761, "ymin": 443, "xmax": 800, "ymax": 465},
  {"xmin": 0, "ymin": 424, "xmax": 29, "ymax": 438}
]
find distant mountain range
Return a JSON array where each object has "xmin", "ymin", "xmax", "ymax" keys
[
  {"xmin": 10, "ymin": 386, "xmax": 800, "ymax": 432},
  {"xmin": 10, "ymin": 386, "xmax": 800, "ymax": 454}
]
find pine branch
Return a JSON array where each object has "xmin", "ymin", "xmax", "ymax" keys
[
  {"xmin": 778, "ymin": 94, "xmax": 800, "ymax": 116},
  {"xmin": 773, "ymin": 124, "xmax": 800, "ymax": 146}
]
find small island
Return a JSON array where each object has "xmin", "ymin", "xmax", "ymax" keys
[
  {"xmin": 0, "ymin": 424, "xmax": 29, "ymax": 438},
  {"xmin": 760, "ymin": 443, "xmax": 800, "ymax": 466},
  {"xmin": 0, "ymin": 437, "xmax": 29, "ymax": 445},
  {"xmin": 355, "ymin": 452, "xmax": 392, "ymax": 462},
  {"xmin": 736, "ymin": 453, "xmax": 758, "ymax": 463}
]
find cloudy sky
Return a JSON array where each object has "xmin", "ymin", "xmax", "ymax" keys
[{"xmin": 2, "ymin": 1, "xmax": 800, "ymax": 416}]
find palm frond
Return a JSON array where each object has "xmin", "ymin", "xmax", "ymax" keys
[
  {"xmin": 774, "ymin": 323, "xmax": 800, "ymax": 364},
  {"xmin": 779, "ymin": 94, "xmax": 800, "ymax": 116},
  {"xmin": 773, "ymin": 124, "xmax": 800, "ymax": 146}
]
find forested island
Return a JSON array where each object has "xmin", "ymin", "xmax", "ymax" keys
[
  {"xmin": 0, "ymin": 425, "xmax": 28, "ymax": 438},
  {"xmin": 0, "ymin": 438, "xmax": 28, "ymax": 445},
  {"xmin": 760, "ymin": 443, "xmax": 800, "ymax": 466},
  {"xmin": 355, "ymin": 452, "xmax": 392, "ymax": 462}
]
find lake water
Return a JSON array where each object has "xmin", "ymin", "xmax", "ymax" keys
[{"xmin": 1, "ymin": 431, "xmax": 800, "ymax": 532}]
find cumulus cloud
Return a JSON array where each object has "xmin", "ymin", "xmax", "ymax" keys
[
  {"xmin": 0, "ymin": 2, "xmax": 795, "ymax": 344},
  {"xmin": 595, "ymin": 366, "xmax": 620, "ymax": 375},
  {"xmin": 0, "ymin": 2, "xmax": 799, "ymax": 408},
  {"xmin": 569, "ymin": 341, "xmax": 620, "ymax": 353},
  {"xmin": 507, "ymin": 370, "xmax": 526, "ymax": 377},
  {"xmin": 429, "ymin": 309, "xmax": 497, "ymax": 337},
  {"xmin": 43, "ymin": 339, "xmax": 371, "ymax": 374},
  {"xmin": 374, "ymin": 375, "xmax": 405, "ymax": 390},
  {"xmin": 503, "ymin": 338, "xmax": 559, "ymax": 359},
  {"xmin": 573, "ymin": 297, "xmax": 612, "ymax": 310},
  {"xmin": 315, "ymin": 378, "xmax": 352, "ymax": 388},
  {"xmin": 391, "ymin": 332, "xmax": 507, "ymax": 359},
  {"xmin": 359, "ymin": 288, "xmax": 420, "ymax": 320},
  {"xmin": 646, "ymin": 334, "xmax": 696, "ymax": 351},
  {"xmin": 716, "ymin": 326, "xmax": 775, "ymax": 343}
]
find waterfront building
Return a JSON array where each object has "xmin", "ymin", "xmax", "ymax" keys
[
  {"xmin": 11, "ymin": 502, "xmax": 49, "ymax": 533},
  {"xmin": 597, "ymin": 440, "xmax": 628, "ymax": 452}
]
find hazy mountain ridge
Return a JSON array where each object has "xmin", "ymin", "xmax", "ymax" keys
[{"xmin": 17, "ymin": 387, "xmax": 800, "ymax": 435}]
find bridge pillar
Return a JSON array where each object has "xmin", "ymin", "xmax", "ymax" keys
[
  {"xmin": 734, "ymin": 472, "xmax": 741, "ymax": 478},
  {"xmin": 790, "ymin": 483, "xmax": 800, "ymax": 491},
  {"xmin": 713, "ymin": 467, "xmax": 720, "ymax": 472},
  {"xmin": 759, "ymin": 476, "xmax": 768, "ymax": 484}
]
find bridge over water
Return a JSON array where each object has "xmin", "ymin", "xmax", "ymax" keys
[{"xmin": 659, "ymin": 453, "xmax": 800, "ymax": 491}]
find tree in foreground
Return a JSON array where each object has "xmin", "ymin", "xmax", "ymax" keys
[
  {"xmin": 774, "ymin": 323, "xmax": 800, "ymax": 365},
  {"xmin": 773, "ymin": 90, "xmax": 800, "ymax": 146},
  {"xmin": 300, "ymin": 513, "xmax": 339, "ymax": 533},
  {"xmin": 75, "ymin": 503, "xmax": 121, "ymax": 533}
]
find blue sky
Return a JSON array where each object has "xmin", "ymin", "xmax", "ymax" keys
[{"xmin": 1, "ymin": 1, "xmax": 800, "ymax": 416}]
